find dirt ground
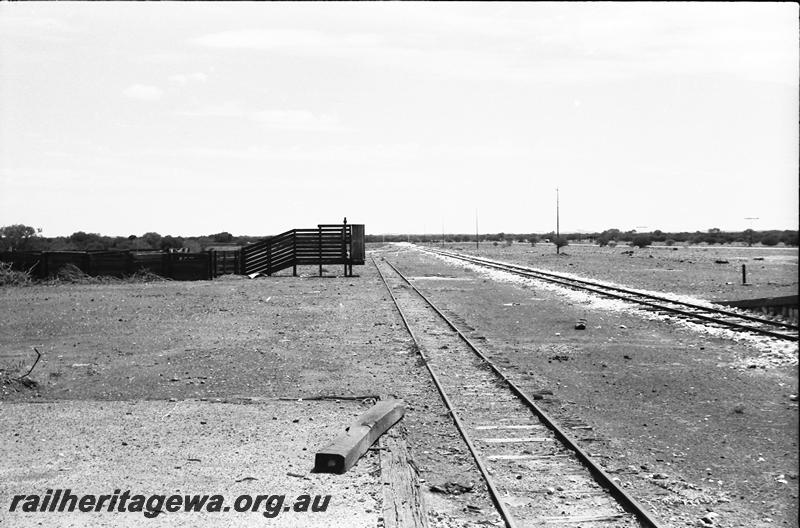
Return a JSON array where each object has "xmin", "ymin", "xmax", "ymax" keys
[
  {"xmin": 1, "ymin": 245, "xmax": 797, "ymax": 527},
  {"xmin": 0, "ymin": 265, "xmax": 500, "ymax": 527}
]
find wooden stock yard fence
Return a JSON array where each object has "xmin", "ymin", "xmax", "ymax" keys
[
  {"xmin": 241, "ymin": 224, "xmax": 365, "ymax": 277},
  {"xmin": 0, "ymin": 250, "xmax": 215, "ymax": 281},
  {"xmin": 1, "ymin": 223, "xmax": 366, "ymax": 281}
]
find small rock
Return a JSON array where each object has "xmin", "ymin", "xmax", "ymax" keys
[
  {"xmin": 546, "ymin": 487, "xmax": 556, "ymax": 495},
  {"xmin": 619, "ymin": 325, "xmax": 627, "ymax": 329},
  {"xmin": 652, "ymin": 473, "xmax": 668, "ymax": 480}
]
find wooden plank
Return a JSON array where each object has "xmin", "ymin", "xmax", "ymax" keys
[
  {"xmin": 314, "ymin": 399, "xmax": 405, "ymax": 474},
  {"xmin": 379, "ymin": 425, "xmax": 429, "ymax": 528}
]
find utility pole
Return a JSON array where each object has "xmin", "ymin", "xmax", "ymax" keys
[
  {"xmin": 475, "ymin": 209, "xmax": 480, "ymax": 251},
  {"xmin": 556, "ymin": 187, "xmax": 560, "ymax": 255}
]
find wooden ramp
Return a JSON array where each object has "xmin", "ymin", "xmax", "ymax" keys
[{"xmin": 241, "ymin": 223, "xmax": 365, "ymax": 277}]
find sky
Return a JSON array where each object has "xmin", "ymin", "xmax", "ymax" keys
[{"xmin": 1, "ymin": 2, "xmax": 798, "ymax": 237}]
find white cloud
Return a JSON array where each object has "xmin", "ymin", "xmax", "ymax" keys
[
  {"xmin": 191, "ymin": 29, "xmax": 375, "ymax": 50},
  {"xmin": 168, "ymin": 72, "xmax": 208, "ymax": 85},
  {"xmin": 178, "ymin": 101, "xmax": 244, "ymax": 118},
  {"xmin": 178, "ymin": 104, "xmax": 347, "ymax": 132},
  {"xmin": 186, "ymin": 5, "xmax": 797, "ymax": 85},
  {"xmin": 122, "ymin": 84, "xmax": 163, "ymax": 101},
  {"xmin": 176, "ymin": 143, "xmax": 420, "ymax": 163},
  {"xmin": 250, "ymin": 110, "xmax": 345, "ymax": 132}
]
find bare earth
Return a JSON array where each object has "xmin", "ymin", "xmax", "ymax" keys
[{"xmin": 1, "ymin": 243, "xmax": 797, "ymax": 527}]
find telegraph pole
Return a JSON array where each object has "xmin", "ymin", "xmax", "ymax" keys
[
  {"xmin": 556, "ymin": 187, "xmax": 560, "ymax": 255},
  {"xmin": 475, "ymin": 209, "xmax": 479, "ymax": 251}
]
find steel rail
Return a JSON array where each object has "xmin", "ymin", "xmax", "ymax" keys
[
  {"xmin": 371, "ymin": 257, "xmax": 521, "ymax": 528},
  {"xmin": 377, "ymin": 255, "xmax": 666, "ymax": 528},
  {"xmin": 425, "ymin": 248, "xmax": 799, "ymax": 341},
  {"xmin": 427, "ymin": 248, "xmax": 798, "ymax": 331}
]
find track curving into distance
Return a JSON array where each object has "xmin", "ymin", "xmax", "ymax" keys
[
  {"xmin": 422, "ymin": 248, "xmax": 799, "ymax": 342},
  {"xmin": 373, "ymin": 256, "xmax": 666, "ymax": 528}
]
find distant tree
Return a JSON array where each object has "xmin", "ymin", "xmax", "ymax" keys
[
  {"xmin": 141, "ymin": 232, "xmax": 162, "ymax": 250},
  {"xmin": 630, "ymin": 234, "xmax": 653, "ymax": 248},
  {"xmin": 780, "ymin": 231, "xmax": 798, "ymax": 247},
  {"xmin": 68, "ymin": 231, "xmax": 104, "ymax": 251},
  {"xmin": 529, "ymin": 234, "xmax": 540, "ymax": 246},
  {"xmin": 0, "ymin": 224, "xmax": 40, "ymax": 251},
  {"xmin": 554, "ymin": 236, "xmax": 569, "ymax": 249},
  {"xmin": 160, "ymin": 235, "xmax": 184, "ymax": 251},
  {"xmin": 743, "ymin": 229, "xmax": 755, "ymax": 246},
  {"xmin": 212, "ymin": 232, "xmax": 234, "ymax": 243},
  {"xmin": 761, "ymin": 233, "xmax": 780, "ymax": 246},
  {"xmin": 597, "ymin": 228, "xmax": 620, "ymax": 247}
]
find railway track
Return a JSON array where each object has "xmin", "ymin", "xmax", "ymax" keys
[
  {"xmin": 422, "ymin": 248, "xmax": 799, "ymax": 342},
  {"xmin": 373, "ymin": 256, "xmax": 665, "ymax": 528}
]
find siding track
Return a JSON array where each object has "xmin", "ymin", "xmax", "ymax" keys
[
  {"xmin": 423, "ymin": 248, "xmax": 799, "ymax": 342},
  {"xmin": 373, "ymin": 256, "xmax": 665, "ymax": 528}
]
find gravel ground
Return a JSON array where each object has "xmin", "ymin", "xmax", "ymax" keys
[
  {"xmin": 0, "ymin": 265, "xmax": 501, "ymax": 527},
  {"xmin": 1, "ymin": 399, "xmax": 381, "ymax": 528}
]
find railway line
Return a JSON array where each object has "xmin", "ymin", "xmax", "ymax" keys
[
  {"xmin": 422, "ymin": 247, "xmax": 799, "ymax": 342},
  {"xmin": 373, "ymin": 256, "xmax": 666, "ymax": 528}
]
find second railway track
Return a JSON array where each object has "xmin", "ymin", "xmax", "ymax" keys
[
  {"xmin": 422, "ymin": 248, "xmax": 799, "ymax": 342},
  {"xmin": 373, "ymin": 256, "xmax": 665, "ymax": 528}
]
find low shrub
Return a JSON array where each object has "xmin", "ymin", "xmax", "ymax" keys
[
  {"xmin": 0, "ymin": 261, "xmax": 32, "ymax": 286},
  {"xmin": 630, "ymin": 235, "xmax": 653, "ymax": 248}
]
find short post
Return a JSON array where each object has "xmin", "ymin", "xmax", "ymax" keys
[{"xmin": 742, "ymin": 264, "xmax": 747, "ymax": 285}]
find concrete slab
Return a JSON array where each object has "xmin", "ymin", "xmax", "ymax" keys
[{"xmin": 0, "ymin": 399, "xmax": 382, "ymax": 527}]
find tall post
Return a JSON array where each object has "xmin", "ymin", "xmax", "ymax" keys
[
  {"xmin": 742, "ymin": 264, "xmax": 747, "ymax": 285},
  {"xmin": 556, "ymin": 187, "xmax": 560, "ymax": 255},
  {"xmin": 475, "ymin": 209, "xmax": 479, "ymax": 251}
]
